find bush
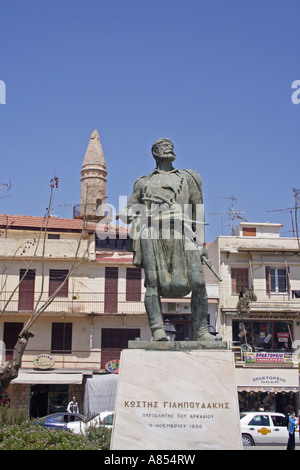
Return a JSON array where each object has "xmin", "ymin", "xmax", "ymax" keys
[
  {"xmin": 86, "ymin": 425, "xmax": 112, "ymax": 450},
  {"xmin": 0, "ymin": 405, "xmax": 28, "ymax": 426},
  {"xmin": 0, "ymin": 421, "xmax": 99, "ymax": 450}
]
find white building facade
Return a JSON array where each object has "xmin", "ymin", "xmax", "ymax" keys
[{"xmin": 208, "ymin": 222, "xmax": 300, "ymax": 414}]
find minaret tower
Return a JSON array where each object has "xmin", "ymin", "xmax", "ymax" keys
[{"xmin": 80, "ymin": 129, "xmax": 107, "ymax": 221}]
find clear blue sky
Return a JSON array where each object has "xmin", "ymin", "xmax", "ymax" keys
[{"xmin": 0, "ymin": 0, "xmax": 299, "ymax": 242}]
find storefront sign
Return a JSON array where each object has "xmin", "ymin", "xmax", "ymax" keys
[
  {"xmin": 236, "ymin": 367, "xmax": 299, "ymax": 393},
  {"xmin": 33, "ymin": 354, "xmax": 55, "ymax": 370},
  {"xmin": 244, "ymin": 352, "xmax": 293, "ymax": 363},
  {"xmin": 277, "ymin": 332, "xmax": 289, "ymax": 342},
  {"xmin": 105, "ymin": 359, "xmax": 120, "ymax": 374}
]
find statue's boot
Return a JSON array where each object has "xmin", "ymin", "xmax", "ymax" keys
[
  {"xmin": 193, "ymin": 326, "xmax": 216, "ymax": 342},
  {"xmin": 191, "ymin": 290, "xmax": 216, "ymax": 342},
  {"xmin": 152, "ymin": 328, "xmax": 168, "ymax": 342},
  {"xmin": 145, "ymin": 292, "xmax": 168, "ymax": 342}
]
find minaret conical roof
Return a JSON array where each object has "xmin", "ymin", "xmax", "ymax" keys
[{"xmin": 82, "ymin": 129, "xmax": 106, "ymax": 169}]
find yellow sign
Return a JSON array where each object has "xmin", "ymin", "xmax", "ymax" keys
[{"xmin": 258, "ymin": 427, "xmax": 271, "ymax": 436}]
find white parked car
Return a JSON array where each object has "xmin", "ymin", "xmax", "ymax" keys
[
  {"xmin": 67, "ymin": 410, "xmax": 114, "ymax": 435},
  {"xmin": 240, "ymin": 412, "xmax": 292, "ymax": 446}
]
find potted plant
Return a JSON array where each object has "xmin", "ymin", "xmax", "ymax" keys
[{"xmin": 236, "ymin": 289, "xmax": 257, "ymax": 314}]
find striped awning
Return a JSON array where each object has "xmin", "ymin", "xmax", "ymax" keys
[{"xmin": 235, "ymin": 367, "xmax": 299, "ymax": 393}]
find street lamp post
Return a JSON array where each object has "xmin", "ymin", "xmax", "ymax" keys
[{"xmin": 164, "ymin": 320, "xmax": 177, "ymax": 342}]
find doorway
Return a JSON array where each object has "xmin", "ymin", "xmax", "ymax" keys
[{"xmin": 30, "ymin": 384, "xmax": 69, "ymax": 418}]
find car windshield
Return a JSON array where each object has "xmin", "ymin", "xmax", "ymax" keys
[
  {"xmin": 66, "ymin": 414, "xmax": 86, "ymax": 423},
  {"xmin": 88, "ymin": 413, "xmax": 113, "ymax": 425},
  {"xmin": 37, "ymin": 414, "xmax": 53, "ymax": 422}
]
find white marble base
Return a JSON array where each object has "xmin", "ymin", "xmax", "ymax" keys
[{"xmin": 110, "ymin": 349, "xmax": 242, "ymax": 450}]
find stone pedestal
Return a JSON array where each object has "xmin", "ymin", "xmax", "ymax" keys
[{"xmin": 110, "ymin": 343, "xmax": 242, "ymax": 450}]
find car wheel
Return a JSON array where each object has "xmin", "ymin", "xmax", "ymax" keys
[{"xmin": 242, "ymin": 434, "xmax": 254, "ymax": 447}]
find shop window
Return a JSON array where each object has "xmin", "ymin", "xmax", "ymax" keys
[
  {"xmin": 238, "ymin": 390, "xmax": 296, "ymax": 415},
  {"xmin": 30, "ymin": 384, "xmax": 69, "ymax": 418},
  {"xmin": 232, "ymin": 320, "xmax": 293, "ymax": 351},
  {"xmin": 231, "ymin": 268, "xmax": 249, "ymax": 295},
  {"xmin": 252, "ymin": 322, "xmax": 272, "ymax": 351},
  {"xmin": 233, "ymin": 321, "xmax": 252, "ymax": 348},
  {"xmin": 273, "ymin": 322, "xmax": 292, "ymax": 350}
]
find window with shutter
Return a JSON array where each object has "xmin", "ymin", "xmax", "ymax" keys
[
  {"xmin": 51, "ymin": 323, "xmax": 72, "ymax": 353},
  {"xmin": 49, "ymin": 269, "xmax": 69, "ymax": 297},
  {"xmin": 101, "ymin": 328, "xmax": 140, "ymax": 349},
  {"xmin": 18, "ymin": 269, "xmax": 35, "ymax": 311},
  {"xmin": 231, "ymin": 268, "xmax": 249, "ymax": 295},
  {"xmin": 126, "ymin": 268, "xmax": 142, "ymax": 301},
  {"xmin": 268, "ymin": 267, "xmax": 288, "ymax": 293},
  {"xmin": 3, "ymin": 322, "xmax": 24, "ymax": 361},
  {"xmin": 242, "ymin": 227, "xmax": 256, "ymax": 237},
  {"xmin": 104, "ymin": 267, "xmax": 118, "ymax": 313},
  {"xmin": 96, "ymin": 235, "xmax": 129, "ymax": 251},
  {"xmin": 266, "ymin": 266, "xmax": 271, "ymax": 294},
  {"xmin": 101, "ymin": 328, "xmax": 140, "ymax": 368}
]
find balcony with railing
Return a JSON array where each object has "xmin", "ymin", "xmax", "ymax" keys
[{"xmin": 0, "ymin": 291, "xmax": 147, "ymax": 316}]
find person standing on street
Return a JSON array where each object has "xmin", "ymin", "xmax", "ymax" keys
[
  {"xmin": 286, "ymin": 409, "xmax": 296, "ymax": 450},
  {"xmin": 67, "ymin": 396, "xmax": 79, "ymax": 414}
]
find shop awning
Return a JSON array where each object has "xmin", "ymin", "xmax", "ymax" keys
[
  {"xmin": 11, "ymin": 371, "xmax": 83, "ymax": 385},
  {"xmin": 235, "ymin": 367, "xmax": 299, "ymax": 393}
]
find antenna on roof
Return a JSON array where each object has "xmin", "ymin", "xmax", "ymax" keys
[
  {"xmin": 0, "ymin": 180, "xmax": 12, "ymax": 198},
  {"xmin": 209, "ymin": 195, "xmax": 246, "ymax": 235},
  {"xmin": 267, "ymin": 188, "xmax": 300, "ymax": 248}
]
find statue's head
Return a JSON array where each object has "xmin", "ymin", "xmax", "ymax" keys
[{"xmin": 151, "ymin": 138, "xmax": 176, "ymax": 163}]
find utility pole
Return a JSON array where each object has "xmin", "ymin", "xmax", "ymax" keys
[
  {"xmin": 292, "ymin": 188, "xmax": 300, "ymax": 250},
  {"xmin": 267, "ymin": 188, "xmax": 300, "ymax": 249}
]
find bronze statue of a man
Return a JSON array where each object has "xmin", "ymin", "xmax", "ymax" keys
[{"xmin": 119, "ymin": 138, "xmax": 216, "ymax": 342}]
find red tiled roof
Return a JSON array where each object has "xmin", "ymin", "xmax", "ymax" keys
[{"xmin": 0, "ymin": 214, "xmax": 86, "ymax": 232}]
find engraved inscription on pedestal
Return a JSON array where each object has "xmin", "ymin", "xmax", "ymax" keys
[{"xmin": 111, "ymin": 349, "xmax": 242, "ymax": 450}]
